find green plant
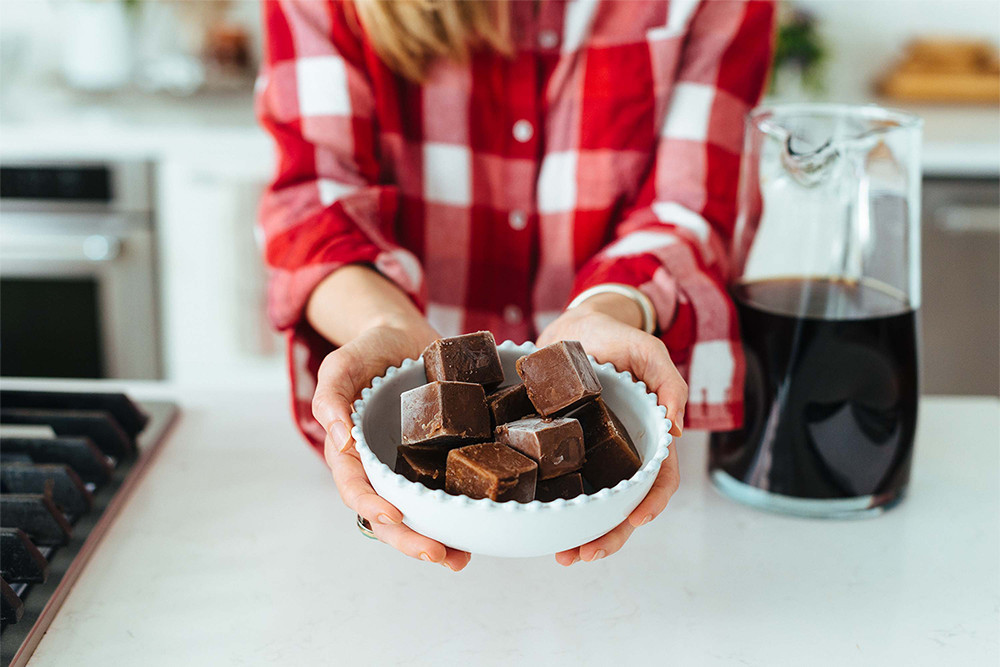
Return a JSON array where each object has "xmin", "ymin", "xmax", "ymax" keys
[{"xmin": 771, "ymin": 4, "xmax": 827, "ymax": 94}]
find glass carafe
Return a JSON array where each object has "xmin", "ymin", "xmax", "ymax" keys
[{"xmin": 709, "ymin": 104, "xmax": 923, "ymax": 518}]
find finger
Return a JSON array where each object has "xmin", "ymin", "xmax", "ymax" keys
[
  {"xmin": 628, "ymin": 445, "xmax": 680, "ymax": 527},
  {"xmin": 335, "ymin": 465, "xmax": 403, "ymax": 525},
  {"xmin": 669, "ymin": 407, "xmax": 685, "ymax": 438},
  {"xmin": 325, "ymin": 436, "xmax": 403, "ymax": 525},
  {"xmin": 580, "ymin": 519, "xmax": 636, "ymax": 561},
  {"xmin": 629, "ymin": 338, "xmax": 688, "ymax": 436},
  {"xmin": 323, "ymin": 432, "xmax": 362, "ymax": 467},
  {"xmin": 326, "ymin": 432, "xmax": 464, "ymax": 566},
  {"xmin": 312, "ymin": 350, "xmax": 353, "ymax": 428},
  {"xmin": 324, "ymin": 402, "xmax": 356, "ymax": 453},
  {"xmin": 555, "ymin": 548, "xmax": 581, "ymax": 566},
  {"xmin": 442, "ymin": 548, "xmax": 473, "ymax": 572},
  {"xmin": 353, "ymin": 486, "xmax": 404, "ymax": 526},
  {"xmin": 536, "ymin": 325, "xmax": 559, "ymax": 349},
  {"xmin": 371, "ymin": 521, "xmax": 448, "ymax": 563},
  {"xmin": 313, "ymin": 350, "xmax": 366, "ymax": 450},
  {"xmin": 658, "ymin": 378, "xmax": 687, "ymax": 437}
]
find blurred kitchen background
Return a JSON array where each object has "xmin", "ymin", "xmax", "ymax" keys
[{"xmin": 0, "ymin": 0, "xmax": 997, "ymax": 396}]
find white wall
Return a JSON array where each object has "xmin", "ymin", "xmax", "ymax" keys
[
  {"xmin": 5, "ymin": 0, "xmax": 996, "ymax": 99},
  {"xmin": 792, "ymin": 0, "xmax": 1000, "ymax": 102},
  {"xmin": 0, "ymin": 0, "xmax": 262, "ymax": 82}
]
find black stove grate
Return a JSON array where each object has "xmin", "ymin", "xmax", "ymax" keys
[{"xmin": 0, "ymin": 389, "xmax": 177, "ymax": 667}]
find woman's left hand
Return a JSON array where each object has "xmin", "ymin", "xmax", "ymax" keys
[{"xmin": 536, "ymin": 297, "xmax": 687, "ymax": 566}]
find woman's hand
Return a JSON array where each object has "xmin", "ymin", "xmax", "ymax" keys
[
  {"xmin": 311, "ymin": 321, "xmax": 473, "ymax": 572},
  {"xmin": 537, "ymin": 294, "xmax": 686, "ymax": 566}
]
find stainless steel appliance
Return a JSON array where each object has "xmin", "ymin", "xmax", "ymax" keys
[
  {"xmin": 0, "ymin": 161, "xmax": 161, "ymax": 379},
  {"xmin": 921, "ymin": 177, "xmax": 999, "ymax": 396},
  {"xmin": 0, "ymin": 388, "xmax": 178, "ymax": 667}
]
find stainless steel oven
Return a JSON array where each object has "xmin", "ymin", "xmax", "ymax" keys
[
  {"xmin": 0, "ymin": 160, "xmax": 161, "ymax": 379},
  {"xmin": 921, "ymin": 176, "xmax": 999, "ymax": 396}
]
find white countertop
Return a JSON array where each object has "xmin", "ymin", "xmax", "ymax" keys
[
  {"xmin": 0, "ymin": 85, "xmax": 272, "ymax": 171},
  {"xmin": 11, "ymin": 381, "xmax": 998, "ymax": 666},
  {"xmin": 908, "ymin": 105, "xmax": 1000, "ymax": 177},
  {"xmin": 1, "ymin": 85, "xmax": 998, "ymax": 177}
]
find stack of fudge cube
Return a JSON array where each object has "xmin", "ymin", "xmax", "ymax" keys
[{"xmin": 394, "ymin": 332, "xmax": 642, "ymax": 502}]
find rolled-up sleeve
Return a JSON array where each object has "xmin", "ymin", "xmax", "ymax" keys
[
  {"xmin": 257, "ymin": 0, "xmax": 429, "ymax": 451},
  {"xmin": 256, "ymin": 0, "xmax": 425, "ymax": 332},
  {"xmin": 570, "ymin": 0, "xmax": 775, "ymax": 429}
]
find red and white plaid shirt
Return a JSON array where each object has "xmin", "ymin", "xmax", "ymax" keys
[{"xmin": 257, "ymin": 0, "xmax": 775, "ymax": 453}]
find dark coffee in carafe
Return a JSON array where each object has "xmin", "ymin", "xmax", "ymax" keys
[{"xmin": 709, "ymin": 277, "xmax": 918, "ymax": 505}]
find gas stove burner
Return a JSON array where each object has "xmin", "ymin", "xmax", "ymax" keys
[{"xmin": 0, "ymin": 388, "xmax": 177, "ymax": 667}]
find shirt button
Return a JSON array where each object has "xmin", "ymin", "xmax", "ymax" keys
[
  {"xmin": 503, "ymin": 304, "xmax": 523, "ymax": 325},
  {"xmin": 538, "ymin": 30, "xmax": 559, "ymax": 49},
  {"xmin": 512, "ymin": 119, "xmax": 534, "ymax": 143},
  {"xmin": 508, "ymin": 210, "xmax": 527, "ymax": 230}
]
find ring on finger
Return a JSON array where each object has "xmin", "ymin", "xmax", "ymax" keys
[{"xmin": 356, "ymin": 514, "xmax": 377, "ymax": 540}]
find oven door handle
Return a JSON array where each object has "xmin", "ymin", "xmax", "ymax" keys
[
  {"xmin": 935, "ymin": 204, "xmax": 1000, "ymax": 234},
  {"xmin": 0, "ymin": 233, "xmax": 123, "ymax": 263}
]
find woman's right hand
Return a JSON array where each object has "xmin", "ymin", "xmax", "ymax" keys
[{"xmin": 311, "ymin": 321, "xmax": 473, "ymax": 571}]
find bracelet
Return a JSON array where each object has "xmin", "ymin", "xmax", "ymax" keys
[{"xmin": 567, "ymin": 283, "xmax": 657, "ymax": 335}]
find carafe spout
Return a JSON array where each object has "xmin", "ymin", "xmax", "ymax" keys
[{"xmin": 780, "ymin": 134, "xmax": 840, "ymax": 187}]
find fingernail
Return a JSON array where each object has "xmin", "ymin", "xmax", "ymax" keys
[
  {"xmin": 377, "ymin": 513, "xmax": 397, "ymax": 525},
  {"xmin": 442, "ymin": 561, "xmax": 458, "ymax": 571},
  {"xmin": 419, "ymin": 552, "xmax": 433, "ymax": 562},
  {"xmin": 330, "ymin": 421, "xmax": 351, "ymax": 451},
  {"xmin": 592, "ymin": 549, "xmax": 607, "ymax": 561},
  {"xmin": 570, "ymin": 556, "xmax": 581, "ymax": 565},
  {"xmin": 640, "ymin": 514, "xmax": 653, "ymax": 526}
]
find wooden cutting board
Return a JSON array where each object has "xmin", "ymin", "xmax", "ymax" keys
[
  {"xmin": 879, "ymin": 38, "xmax": 1000, "ymax": 104},
  {"xmin": 880, "ymin": 71, "xmax": 999, "ymax": 104}
]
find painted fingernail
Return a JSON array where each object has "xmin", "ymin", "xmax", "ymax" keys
[
  {"xmin": 419, "ymin": 552, "xmax": 433, "ymax": 562},
  {"xmin": 640, "ymin": 514, "xmax": 653, "ymax": 526},
  {"xmin": 593, "ymin": 549, "xmax": 607, "ymax": 561},
  {"xmin": 330, "ymin": 421, "xmax": 351, "ymax": 451},
  {"xmin": 377, "ymin": 513, "xmax": 397, "ymax": 525}
]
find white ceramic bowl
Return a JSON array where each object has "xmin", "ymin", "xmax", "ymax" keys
[{"xmin": 350, "ymin": 340, "xmax": 672, "ymax": 557}]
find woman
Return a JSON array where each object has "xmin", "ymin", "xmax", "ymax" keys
[{"xmin": 257, "ymin": 0, "xmax": 774, "ymax": 571}]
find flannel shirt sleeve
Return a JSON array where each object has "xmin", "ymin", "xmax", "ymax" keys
[
  {"xmin": 255, "ymin": 0, "xmax": 425, "ymax": 333},
  {"xmin": 569, "ymin": 0, "xmax": 774, "ymax": 428}
]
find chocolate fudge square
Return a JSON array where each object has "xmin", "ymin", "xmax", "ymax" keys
[
  {"xmin": 535, "ymin": 472, "xmax": 584, "ymax": 502},
  {"xmin": 400, "ymin": 381, "xmax": 490, "ymax": 446},
  {"xmin": 581, "ymin": 438, "xmax": 641, "ymax": 490},
  {"xmin": 445, "ymin": 443, "xmax": 537, "ymax": 502},
  {"xmin": 394, "ymin": 444, "xmax": 452, "ymax": 490},
  {"xmin": 495, "ymin": 416, "xmax": 585, "ymax": 480},
  {"xmin": 515, "ymin": 341, "xmax": 601, "ymax": 416},
  {"xmin": 571, "ymin": 398, "xmax": 635, "ymax": 452},
  {"xmin": 486, "ymin": 383, "xmax": 536, "ymax": 427},
  {"xmin": 423, "ymin": 332, "xmax": 504, "ymax": 388},
  {"xmin": 570, "ymin": 398, "xmax": 641, "ymax": 489}
]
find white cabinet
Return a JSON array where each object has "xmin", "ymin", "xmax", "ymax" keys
[{"xmin": 156, "ymin": 138, "xmax": 286, "ymax": 387}]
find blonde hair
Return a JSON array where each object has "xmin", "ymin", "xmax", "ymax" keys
[{"xmin": 351, "ymin": 0, "xmax": 512, "ymax": 82}]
